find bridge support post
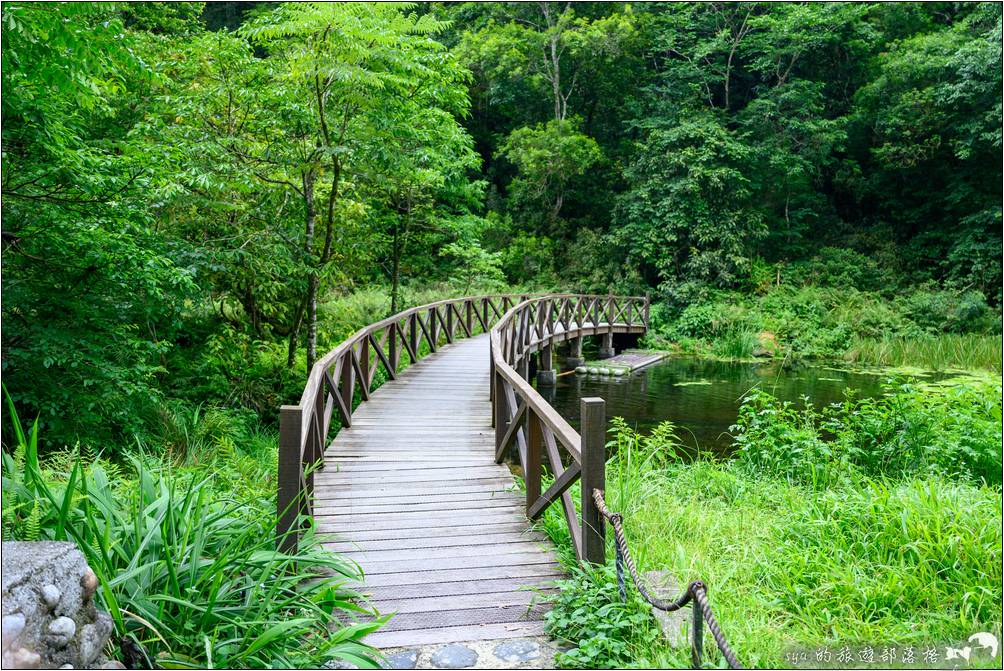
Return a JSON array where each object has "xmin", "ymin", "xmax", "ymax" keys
[
  {"xmin": 566, "ymin": 336, "xmax": 584, "ymax": 368},
  {"xmin": 277, "ymin": 405, "xmax": 303, "ymax": 555},
  {"xmin": 536, "ymin": 344, "xmax": 556, "ymax": 386},
  {"xmin": 598, "ymin": 332, "xmax": 615, "ymax": 359},
  {"xmin": 580, "ymin": 397, "xmax": 606, "ymax": 565}
]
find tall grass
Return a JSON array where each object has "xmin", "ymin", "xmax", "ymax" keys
[
  {"xmin": 1, "ymin": 395, "xmax": 384, "ymax": 669},
  {"xmin": 710, "ymin": 327, "xmax": 759, "ymax": 360},
  {"xmin": 537, "ymin": 386, "xmax": 1003, "ymax": 668},
  {"xmin": 846, "ymin": 334, "xmax": 1003, "ymax": 373}
]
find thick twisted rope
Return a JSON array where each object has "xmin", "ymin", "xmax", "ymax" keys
[{"xmin": 593, "ymin": 488, "xmax": 742, "ymax": 670}]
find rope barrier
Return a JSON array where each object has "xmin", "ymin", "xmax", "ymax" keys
[{"xmin": 592, "ymin": 488, "xmax": 743, "ymax": 670}]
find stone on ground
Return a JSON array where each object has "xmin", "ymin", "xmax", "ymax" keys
[
  {"xmin": 430, "ymin": 644, "xmax": 478, "ymax": 669},
  {"xmin": 644, "ymin": 570, "xmax": 691, "ymax": 648},
  {"xmin": 381, "ymin": 637, "xmax": 557, "ymax": 669}
]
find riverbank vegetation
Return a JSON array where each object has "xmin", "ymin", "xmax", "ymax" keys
[
  {"xmin": 2, "ymin": 2, "xmax": 1001, "ymax": 668},
  {"xmin": 644, "ymin": 265, "xmax": 1002, "ymax": 372},
  {"xmin": 541, "ymin": 379, "xmax": 1003, "ymax": 668}
]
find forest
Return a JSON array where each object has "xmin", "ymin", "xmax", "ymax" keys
[{"xmin": 1, "ymin": 2, "xmax": 1001, "ymax": 669}]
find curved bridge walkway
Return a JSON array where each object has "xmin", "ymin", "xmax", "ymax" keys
[
  {"xmin": 314, "ymin": 335, "xmax": 561, "ymax": 649},
  {"xmin": 276, "ymin": 294, "xmax": 648, "ymax": 656}
]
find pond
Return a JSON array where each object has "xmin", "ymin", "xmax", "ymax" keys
[{"xmin": 539, "ymin": 356, "xmax": 890, "ymax": 458}]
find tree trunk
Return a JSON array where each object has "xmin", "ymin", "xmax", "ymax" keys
[
  {"xmin": 303, "ymin": 171, "xmax": 318, "ymax": 372},
  {"xmin": 306, "ymin": 273, "xmax": 319, "ymax": 370},
  {"xmin": 391, "ymin": 219, "xmax": 401, "ymax": 315}
]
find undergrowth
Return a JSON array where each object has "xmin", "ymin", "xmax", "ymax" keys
[
  {"xmin": 1, "ymin": 391, "xmax": 385, "ymax": 668},
  {"xmin": 537, "ymin": 381, "xmax": 1003, "ymax": 668}
]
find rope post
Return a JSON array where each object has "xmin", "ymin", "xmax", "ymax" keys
[
  {"xmin": 277, "ymin": 405, "xmax": 302, "ymax": 554},
  {"xmin": 692, "ymin": 586, "xmax": 704, "ymax": 668},
  {"xmin": 580, "ymin": 397, "xmax": 606, "ymax": 565}
]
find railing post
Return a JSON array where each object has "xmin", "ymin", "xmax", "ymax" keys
[
  {"xmin": 489, "ymin": 340, "xmax": 495, "ymax": 409},
  {"xmin": 409, "ymin": 313, "xmax": 419, "ymax": 361},
  {"xmin": 359, "ymin": 336, "xmax": 370, "ymax": 394},
  {"xmin": 446, "ymin": 304, "xmax": 454, "ymax": 343},
  {"xmin": 340, "ymin": 351, "xmax": 354, "ymax": 423},
  {"xmin": 644, "ymin": 292, "xmax": 651, "ymax": 328},
  {"xmin": 277, "ymin": 405, "xmax": 303, "ymax": 554},
  {"xmin": 494, "ymin": 371, "xmax": 507, "ymax": 454},
  {"xmin": 466, "ymin": 300, "xmax": 474, "ymax": 335},
  {"xmin": 580, "ymin": 397, "xmax": 606, "ymax": 565},
  {"xmin": 429, "ymin": 307, "xmax": 439, "ymax": 348},
  {"xmin": 526, "ymin": 411, "xmax": 542, "ymax": 510},
  {"xmin": 389, "ymin": 323, "xmax": 399, "ymax": 371}
]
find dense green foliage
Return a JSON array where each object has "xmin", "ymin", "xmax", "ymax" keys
[
  {"xmin": 450, "ymin": 3, "xmax": 1001, "ymax": 300},
  {"xmin": 542, "ymin": 382, "xmax": 1003, "ymax": 668},
  {"xmin": 3, "ymin": 2, "xmax": 1000, "ymax": 451}
]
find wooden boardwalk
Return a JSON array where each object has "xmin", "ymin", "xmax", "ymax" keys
[{"xmin": 312, "ymin": 335, "xmax": 563, "ymax": 649}]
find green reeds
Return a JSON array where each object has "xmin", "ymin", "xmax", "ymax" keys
[{"xmin": 846, "ymin": 334, "xmax": 1002, "ymax": 373}]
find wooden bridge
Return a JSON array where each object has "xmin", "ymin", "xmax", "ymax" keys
[{"xmin": 277, "ymin": 294, "xmax": 648, "ymax": 650}]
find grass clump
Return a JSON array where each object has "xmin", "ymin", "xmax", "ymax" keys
[{"xmin": 539, "ymin": 382, "xmax": 1003, "ymax": 668}]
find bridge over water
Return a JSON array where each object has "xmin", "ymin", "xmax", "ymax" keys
[{"xmin": 277, "ymin": 294, "xmax": 648, "ymax": 650}]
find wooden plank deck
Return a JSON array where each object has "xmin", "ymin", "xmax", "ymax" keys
[{"xmin": 315, "ymin": 335, "xmax": 562, "ymax": 649}]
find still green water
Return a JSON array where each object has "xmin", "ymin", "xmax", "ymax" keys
[{"xmin": 541, "ymin": 356, "xmax": 889, "ymax": 457}]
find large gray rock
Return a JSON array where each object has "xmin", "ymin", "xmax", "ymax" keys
[{"xmin": 2, "ymin": 542, "xmax": 117, "ymax": 669}]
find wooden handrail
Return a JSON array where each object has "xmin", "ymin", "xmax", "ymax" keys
[
  {"xmin": 277, "ymin": 292, "xmax": 650, "ymax": 556},
  {"xmin": 488, "ymin": 294, "xmax": 649, "ymax": 563}
]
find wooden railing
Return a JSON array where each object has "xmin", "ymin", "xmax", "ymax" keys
[
  {"xmin": 277, "ymin": 294, "xmax": 533, "ymax": 551},
  {"xmin": 277, "ymin": 292, "xmax": 649, "ymax": 558},
  {"xmin": 489, "ymin": 294, "xmax": 649, "ymax": 563}
]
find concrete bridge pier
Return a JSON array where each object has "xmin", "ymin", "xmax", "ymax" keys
[
  {"xmin": 565, "ymin": 337, "xmax": 585, "ymax": 368},
  {"xmin": 598, "ymin": 332, "xmax": 615, "ymax": 359},
  {"xmin": 536, "ymin": 344, "xmax": 557, "ymax": 386}
]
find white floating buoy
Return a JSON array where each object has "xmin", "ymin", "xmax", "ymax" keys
[{"xmin": 575, "ymin": 366, "xmax": 587, "ymax": 374}]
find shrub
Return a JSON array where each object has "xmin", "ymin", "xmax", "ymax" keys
[
  {"xmin": 544, "ymin": 564, "xmax": 664, "ymax": 669},
  {"xmin": 900, "ymin": 288, "xmax": 997, "ymax": 334},
  {"xmin": 651, "ymin": 282, "xmax": 1001, "ymax": 366},
  {"xmin": 786, "ymin": 247, "xmax": 892, "ymax": 292},
  {"xmin": 732, "ymin": 382, "xmax": 1003, "ymax": 486},
  {"xmin": 731, "ymin": 390, "xmax": 840, "ymax": 486}
]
